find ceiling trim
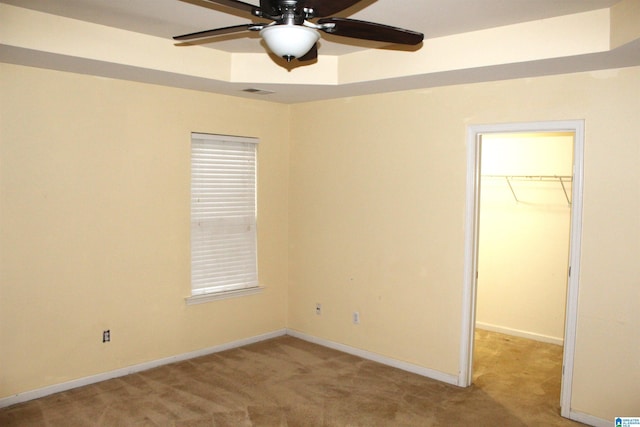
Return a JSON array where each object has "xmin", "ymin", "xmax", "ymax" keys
[{"xmin": 1, "ymin": 2, "xmax": 639, "ymax": 103}]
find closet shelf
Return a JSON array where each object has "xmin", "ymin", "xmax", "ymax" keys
[{"xmin": 481, "ymin": 175, "xmax": 572, "ymax": 206}]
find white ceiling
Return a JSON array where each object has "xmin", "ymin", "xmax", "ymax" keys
[{"xmin": 2, "ymin": 0, "xmax": 638, "ymax": 103}]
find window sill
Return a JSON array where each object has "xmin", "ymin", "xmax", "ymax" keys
[{"xmin": 185, "ymin": 286, "xmax": 265, "ymax": 305}]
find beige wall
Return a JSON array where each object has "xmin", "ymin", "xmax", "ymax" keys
[
  {"xmin": 289, "ymin": 67, "xmax": 640, "ymax": 419},
  {"xmin": 2, "ymin": 62, "xmax": 639, "ymax": 421},
  {"xmin": 0, "ymin": 63, "xmax": 289, "ymax": 397},
  {"xmin": 476, "ymin": 134, "xmax": 573, "ymax": 343}
]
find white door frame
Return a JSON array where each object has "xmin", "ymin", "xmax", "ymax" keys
[{"xmin": 459, "ymin": 120, "xmax": 584, "ymax": 419}]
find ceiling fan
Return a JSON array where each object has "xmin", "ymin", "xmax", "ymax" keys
[{"xmin": 173, "ymin": 0, "xmax": 424, "ymax": 62}]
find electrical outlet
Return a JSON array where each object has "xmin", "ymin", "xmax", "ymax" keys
[
  {"xmin": 103, "ymin": 330, "xmax": 110, "ymax": 343},
  {"xmin": 315, "ymin": 303, "xmax": 322, "ymax": 315},
  {"xmin": 353, "ymin": 312, "xmax": 360, "ymax": 324}
]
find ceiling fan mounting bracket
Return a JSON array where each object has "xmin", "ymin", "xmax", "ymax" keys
[{"xmin": 302, "ymin": 21, "xmax": 336, "ymax": 32}]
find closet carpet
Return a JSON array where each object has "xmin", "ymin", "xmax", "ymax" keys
[{"xmin": 0, "ymin": 330, "xmax": 586, "ymax": 426}]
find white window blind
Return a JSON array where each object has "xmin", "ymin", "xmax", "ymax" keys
[{"xmin": 190, "ymin": 133, "xmax": 258, "ymax": 297}]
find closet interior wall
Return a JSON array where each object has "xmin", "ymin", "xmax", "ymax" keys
[{"xmin": 475, "ymin": 133, "xmax": 574, "ymax": 345}]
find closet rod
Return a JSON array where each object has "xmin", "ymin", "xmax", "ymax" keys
[{"xmin": 481, "ymin": 175, "xmax": 572, "ymax": 206}]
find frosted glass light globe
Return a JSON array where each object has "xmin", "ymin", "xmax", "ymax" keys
[{"xmin": 260, "ymin": 25, "xmax": 320, "ymax": 60}]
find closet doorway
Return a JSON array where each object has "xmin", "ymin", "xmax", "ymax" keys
[
  {"xmin": 476, "ymin": 132, "xmax": 573, "ymax": 345},
  {"xmin": 459, "ymin": 121, "xmax": 585, "ymax": 420}
]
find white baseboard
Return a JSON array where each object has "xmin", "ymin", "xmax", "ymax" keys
[
  {"xmin": 286, "ymin": 329, "xmax": 459, "ymax": 386},
  {"xmin": 567, "ymin": 409, "xmax": 610, "ymax": 427},
  {"xmin": 476, "ymin": 322, "xmax": 564, "ymax": 346},
  {"xmin": 0, "ymin": 329, "xmax": 287, "ymax": 409}
]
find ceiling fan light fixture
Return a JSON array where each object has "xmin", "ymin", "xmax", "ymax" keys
[
  {"xmin": 260, "ymin": 24, "xmax": 319, "ymax": 61},
  {"xmin": 174, "ymin": 0, "xmax": 425, "ymax": 65}
]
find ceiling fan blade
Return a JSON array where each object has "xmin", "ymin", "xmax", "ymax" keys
[
  {"xmin": 318, "ymin": 17, "xmax": 424, "ymax": 45},
  {"xmin": 173, "ymin": 23, "xmax": 259, "ymax": 41},
  {"xmin": 297, "ymin": 43, "xmax": 318, "ymax": 61},
  {"xmin": 302, "ymin": 0, "xmax": 363, "ymax": 18}
]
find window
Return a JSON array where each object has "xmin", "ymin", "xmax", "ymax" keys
[{"xmin": 188, "ymin": 133, "xmax": 260, "ymax": 304}]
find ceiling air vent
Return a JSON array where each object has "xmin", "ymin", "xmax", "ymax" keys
[{"xmin": 242, "ymin": 88, "xmax": 275, "ymax": 95}]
